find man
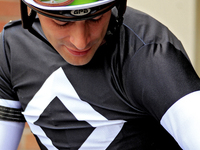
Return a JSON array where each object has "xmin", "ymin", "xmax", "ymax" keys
[{"xmin": 0, "ymin": 0, "xmax": 200, "ymax": 149}]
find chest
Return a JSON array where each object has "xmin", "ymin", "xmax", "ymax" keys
[{"xmin": 18, "ymin": 64, "xmax": 136, "ymax": 149}]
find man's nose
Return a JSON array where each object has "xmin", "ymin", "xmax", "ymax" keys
[{"xmin": 70, "ymin": 21, "xmax": 90, "ymax": 50}]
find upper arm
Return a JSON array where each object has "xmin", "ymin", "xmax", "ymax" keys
[
  {"xmin": 124, "ymin": 42, "xmax": 200, "ymax": 149},
  {"xmin": 124, "ymin": 42, "xmax": 200, "ymax": 120},
  {"xmin": 0, "ymin": 119, "xmax": 25, "ymax": 150},
  {"xmin": 0, "ymin": 29, "xmax": 25, "ymax": 150}
]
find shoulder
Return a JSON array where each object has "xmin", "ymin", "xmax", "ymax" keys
[
  {"xmin": 0, "ymin": 18, "xmax": 46, "ymax": 58},
  {"xmin": 1, "ymin": 18, "xmax": 42, "ymax": 43},
  {"xmin": 1, "ymin": 20, "xmax": 24, "ymax": 39},
  {"xmin": 123, "ymin": 7, "xmax": 167, "ymax": 39},
  {"xmin": 0, "ymin": 19, "xmax": 28, "ymax": 59},
  {"xmin": 123, "ymin": 7, "xmax": 183, "ymax": 51},
  {"xmin": 1, "ymin": 20, "xmax": 28, "ymax": 51},
  {"xmin": 3, "ymin": 19, "xmax": 22, "ymax": 29},
  {"xmin": 119, "ymin": 6, "xmax": 189, "ymax": 66}
]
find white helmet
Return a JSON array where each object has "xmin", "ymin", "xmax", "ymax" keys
[{"xmin": 21, "ymin": 0, "xmax": 127, "ymax": 28}]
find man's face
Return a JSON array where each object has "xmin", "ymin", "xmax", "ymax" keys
[{"xmin": 38, "ymin": 11, "xmax": 111, "ymax": 66}]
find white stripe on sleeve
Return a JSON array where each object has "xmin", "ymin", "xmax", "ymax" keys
[
  {"xmin": 161, "ymin": 90, "xmax": 200, "ymax": 150},
  {"xmin": 0, "ymin": 99, "xmax": 22, "ymax": 109}
]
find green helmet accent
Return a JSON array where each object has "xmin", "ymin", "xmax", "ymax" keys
[
  {"xmin": 40, "ymin": 0, "xmax": 66, "ymax": 2},
  {"xmin": 38, "ymin": 0, "xmax": 97, "ymax": 5},
  {"xmin": 69, "ymin": 0, "xmax": 98, "ymax": 6},
  {"xmin": 21, "ymin": 0, "xmax": 127, "ymax": 29}
]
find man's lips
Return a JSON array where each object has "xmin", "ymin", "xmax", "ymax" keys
[{"xmin": 66, "ymin": 47, "xmax": 91, "ymax": 56}]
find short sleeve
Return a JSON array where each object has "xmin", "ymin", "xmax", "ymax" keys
[
  {"xmin": 0, "ymin": 29, "xmax": 25, "ymax": 122},
  {"xmin": 124, "ymin": 42, "xmax": 200, "ymax": 121}
]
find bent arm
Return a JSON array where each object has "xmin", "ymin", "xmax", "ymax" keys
[
  {"xmin": 124, "ymin": 42, "xmax": 200, "ymax": 149},
  {"xmin": 161, "ymin": 91, "xmax": 200, "ymax": 150}
]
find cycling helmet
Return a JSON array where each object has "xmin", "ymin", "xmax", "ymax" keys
[
  {"xmin": 21, "ymin": 0, "xmax": 127, "ymax": 29},
  {"xmin": 20, "ymin": 0, "xmax": 127, "ymax": 47}
]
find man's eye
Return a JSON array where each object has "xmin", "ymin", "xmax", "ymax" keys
[
  {"xmin": 53, "ymin": 20, "xmax": 70, "ymax": 27},
  {"xmin": 90, "ymin": 15, "xmax": 102, "ymax": 23},
  {"xmin": 57, "ymin": 23, "xmax": 69, "ymax": 27}
]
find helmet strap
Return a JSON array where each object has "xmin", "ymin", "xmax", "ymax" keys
[
  {"xmin": 115, "ymin": 0, "xmax": 127, "ymax": 28},
  {"xmin": 20, "ymin": 0, "xmax": 54, "ymax": 48},
  {"xmin": 21, "ymin": 0, "xmax": 37, "ymax": 29}
]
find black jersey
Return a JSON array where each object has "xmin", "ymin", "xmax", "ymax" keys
[{"xmin": 1, "ymin": 7, "xmax": 200, "ymax": 149}]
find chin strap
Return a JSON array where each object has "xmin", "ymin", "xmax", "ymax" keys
[
  {"xmin": 20, "ymin": 0, "xmax": 54, "ymax": 48},
  {"xmin": 21, "ymin": 0, "xmax": 36, "ymax": 29},
  {"xmin": 116, "ymin": 0, "xmax": 127, "ymax": 28},
  {"xmin": 106, "ymin": 0, "xmax": 127, "ymax": 42}
]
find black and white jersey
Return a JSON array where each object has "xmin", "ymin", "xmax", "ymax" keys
[{"xmin": 1, "ymin": 7, "xmax": 200, "ymax": 149}]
